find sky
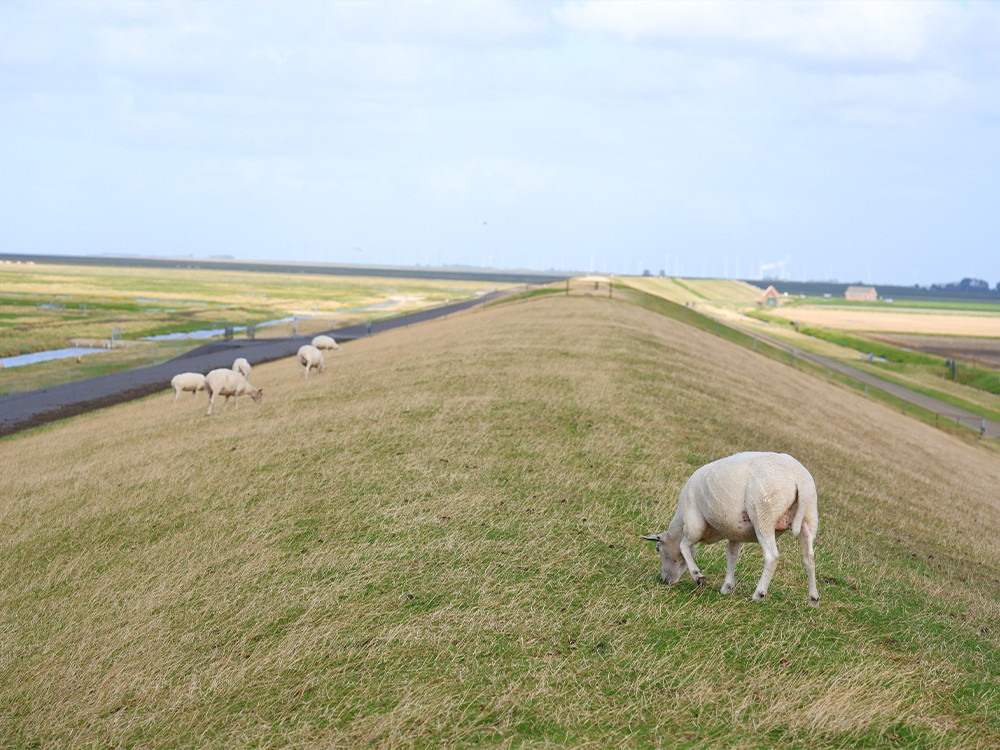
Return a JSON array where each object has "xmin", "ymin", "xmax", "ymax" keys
[{"xmin": 1, "ymin": 0, "xmax": 998, "ymax": 286}]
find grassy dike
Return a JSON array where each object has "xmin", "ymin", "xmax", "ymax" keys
[{"xmin": 2, "ymin": 293, "xmax": 1000, "ymax": 748}]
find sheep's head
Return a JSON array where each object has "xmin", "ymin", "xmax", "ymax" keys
[{"xmin": 642, "ymin": 532, "xmax": 685, "ymax": 584}]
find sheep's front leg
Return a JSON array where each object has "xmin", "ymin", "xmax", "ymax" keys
[
  {"xmin": 752, "ymin": 531, "xmax": 780, "ymax": 601},
  {"xmin": 679, "ymin": 537, "xmax": 706, "ymax": 587},
  {"xmin": 800, "ymin": 521, "xmax": 820, "ymax": 606},
  {"xmin": 720, "ymin": 540, "xmax": 741, "ymax": 595}
]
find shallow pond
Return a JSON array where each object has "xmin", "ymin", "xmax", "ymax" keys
[{"xmin": 0, "ymin": 347, "xmax": 107, "ymax": 369}]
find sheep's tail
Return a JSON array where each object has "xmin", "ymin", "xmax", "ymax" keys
[
  {"xmin": 792, "ymin": 476, "xmax": 818, "ymax": 536},
  {"xmin": 792, "ymin": 488, "xmax": 806, "ymax": 536}
]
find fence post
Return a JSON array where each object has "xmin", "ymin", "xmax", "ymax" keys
[{"xmin": 983, "ymin": 419, "xmax": 987, "ymax": 436}]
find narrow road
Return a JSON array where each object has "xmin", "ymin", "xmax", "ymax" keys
[{"xmin": 0, "ymin": 291, "xmax": 506, "ymax": 437}]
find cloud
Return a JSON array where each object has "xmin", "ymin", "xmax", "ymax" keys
[
  {"xmin": 421, "ymin": 158, "xmax": 556, "ymax": 203},
  {"xmin": 553, "ymin": 1, "xmax": 994, "ymax": 69}
]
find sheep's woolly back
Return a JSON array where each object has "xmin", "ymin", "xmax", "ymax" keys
[
  {"xmin": 298, "ymin": 344, "xmax": 324, "ymax": 366},
  {"xmin": 171, "ymin": 372, "xmax": 206, "ymax": 389},
  {"xmin": 312, "ymin": 335, "xmax": 339, "ymax": 350},
  {"xmin": 206, "ymin": 368, "xmax": 255, "ymax": 396},
  {"xmin": 675, "ymin": 452, "xmax": 817, "ymax": 539}
]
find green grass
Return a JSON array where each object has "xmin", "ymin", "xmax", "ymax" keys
[
  {"xmin": 2, "ymin": 293, "xmax": 1000, "ymax": 748},
  {"xmin": 955, "ymin": 365, "xmax": 1000, "ymax": 396},
  {"xmin": 798, "ymin": 296, "xmax": 1000, "ymax": 313},
  {"xmin": 795, "ymin": 327, "xmax": 941, "ymax": 366}
]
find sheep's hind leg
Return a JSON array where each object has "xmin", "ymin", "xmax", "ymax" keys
[
  {"xmin": 679, "ymin": 537, "xmax": 707, "ymax": 587},
  {"xmin": 800, "ymin": 520, "xmax": 820, "ymax": 606},
  {"xmin": 721, "ymin": 540, "xmax": 741, "ymax": 595},
  {"xmin": 752, "ymin": 531, "xmax": 780, "ymax": 602}
]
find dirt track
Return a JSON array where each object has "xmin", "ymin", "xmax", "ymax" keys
[{"xmin": 0, "ymin": 292, "xmax": 504, "ymax": 437}]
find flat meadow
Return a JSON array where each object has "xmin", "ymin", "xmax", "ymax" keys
[
  {"xmin": 2, "ymin": 292, "xmax": 1000, "ymax": 748},
  {"xmin": 0, "ymin": 261, "xmax": 507, "ymax": 393}
]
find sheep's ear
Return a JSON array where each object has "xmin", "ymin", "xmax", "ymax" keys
[{"xmin": 641, "ymin": 534, "xmax": 661, "ymax": 542}]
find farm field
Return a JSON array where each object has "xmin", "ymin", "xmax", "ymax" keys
[
  {"xmin": 2, "ymin": 293, "xmax": 999, "ymax": 748},
  {"xmin": 762, "ymin": 305, "xmax": 1000, "ymax": 337}
]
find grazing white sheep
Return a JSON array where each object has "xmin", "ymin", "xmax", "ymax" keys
[
  {"xmin": 232, "ymin": 357, "xmax": 251, "ymax": 378},
  {"xmin": 642, "ymin": 452, "xmax": 819, "ymax": 605},
  {"xmin": 297, "ymin": 344, "xmax": 325, "ymax": 378},
  {"xmin": 205, "ymin": 368, "xmax": 263, "ymax": 415},
  {"xmin": 311, "ymin": 334, "xmax": 341, "ymax": 352},
  {"xmin": 170, "ymin": 372, "xmax": 206, "ymax": 402}
]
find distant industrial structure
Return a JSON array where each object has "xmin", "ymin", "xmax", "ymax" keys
[{"xmin": 845, "ymin": 285, "xmax": 878, "ymax": 302}]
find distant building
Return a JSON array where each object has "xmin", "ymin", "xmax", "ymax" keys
[
  {"xmin": 845, "ymin": 285, "xmax": 877, "ymax": 302},
  {"xmin": 761, "ymin": 285, "xmax": 781, "ymax": 306}
]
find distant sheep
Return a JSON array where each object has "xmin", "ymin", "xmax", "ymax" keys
[
  {"xmin": 642, "ymin": 452, "xmax": 819, "ymax": 605},
  {"xmin": 311, "ymin": 334, "xmax": 341, "ymax": 352},
  {"xmin": 170, "ymin": 372, "xmax": 206, "ymax": 402},
  {"xmin": 205, "ymin": 368, "xmax": 263, "ymax": 415},
  {"xmin": 297, "ymin": 344, "xmax": 325, "ymax": 378},
  {"xmin": 232, "ymin": 357, "xmax": 251, "ymax": 378}
]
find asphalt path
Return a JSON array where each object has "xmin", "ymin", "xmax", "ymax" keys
[
  {"xmin": 734, "ymin": 323, "xmax": 1000, "ymax": 439},
  {"xmin": 0, "ymin": 291, "xmax": 506, "ymax": 437}
]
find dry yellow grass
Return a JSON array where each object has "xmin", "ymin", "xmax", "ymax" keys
[
  {"xmin": 624, "ymin": 276, "xmax": 764, "ymax": 305},
  {"xmin": 1, "ymin": 294, "xmax": 999, "ymax": 748},
  {"xmin": 765, "ymin": 305, "xmax": 1000, "ymax": 337}
]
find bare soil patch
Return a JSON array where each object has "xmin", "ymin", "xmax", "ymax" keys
[{"xmin": 872, "ymin": 334, "xmax": 1000, "ymax": 367}]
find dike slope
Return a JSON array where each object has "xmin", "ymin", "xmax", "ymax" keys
[{"xmin": 2, "ymin": 295, "xmax": 999, "ymax": 749}]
